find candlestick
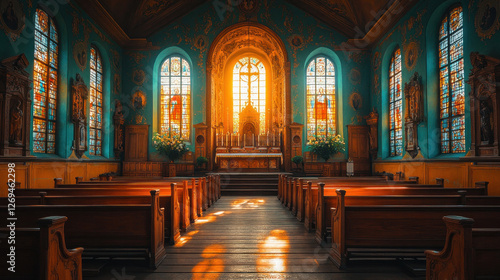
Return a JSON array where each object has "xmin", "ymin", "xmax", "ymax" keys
[
  {"xmin": 226, "ymin": 133, "xmax": 229, "ymax": 147},
  {"xmin": 244, "ymin": 134, "xmax": 246, "ymax": 147},
  {"xmin": 252, "ymin": 133, "xmax": 254, "ymax": 146}
]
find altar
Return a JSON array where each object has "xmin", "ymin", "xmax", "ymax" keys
[{"xmin": 216, "ymin": 152, "xmax": 282, "ymax": 171}]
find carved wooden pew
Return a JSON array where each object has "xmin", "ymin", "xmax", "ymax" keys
[
  {"xmin": 53, "ymin": 181, "xmax": 195, "ymax": 230},
  {"xmin": 285, "ymin": 176, "xmax": 427, "ymax": 215},
  {"xmin": 0, "ymin": 216, "xmax": 83, "ymax": 280},
  {"xmin": 304, "ymin": 181, "xmax": 487, "ymax": 232},
  {"xmin": 0, "ymin": 190, "xmax": 166, "ymax": 269},
  {"xmin": 425, "ymin": 216, "xmax": 500, "ymax": 280},
  {"xmin": 316, "ymin": 185, "xmax": 499, "ymax": 245},
  {"xmin": 328, "ymin": 189, "xmax": 500, "ymax": 269},
  {"xmin": 13, "ymin": 186, "xmax": 181, "ymax": 245}
]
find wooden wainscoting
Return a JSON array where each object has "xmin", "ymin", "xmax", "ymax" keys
[
  {"xmin": 373, "ymin": 161, "xmax": 500, "ymax": 195},
  {"xmin": 0, "ymin": 161, "xmax": 120, "ymax": 197}
]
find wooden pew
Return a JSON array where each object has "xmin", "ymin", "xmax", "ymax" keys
[
  {"xmin": 316, "ymin": 185, "xmax": 499, "ymax": 245},
  {"xmin": 304, "ymin": 180, "xmax": 487, "ymax": 232},
  {"xmin": 285, "ymin": 176, "xmax": 427, "ymax": 215},
  {"xmin": 301, "ymin": 179, "xmax": 451, "ymax": 231},
  {"xmin": 12, "ymin": 186, "xmax": 182, "ymax": 244},
  {"xmin": 425, "ymin": 216, "xmax": 500, "ymax": 280},
  {"xmin": 0, "ymin": 190, "xmax": 166, "ymax": 269},
  {"xmin": 328, "ymin": 189, "xmax": 500, "ymax": 269},
  {"xmin": 54, "ymin": 181, "xmax": 195, "ymax": 231},
  {"xmin": 0, "ymin": 216, "xmax": 83, "ymax": 280}
]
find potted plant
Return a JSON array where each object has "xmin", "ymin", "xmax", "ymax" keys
[
  {"xmin": 152, "ymin": 133, "xmax": 189, "ymax": 177},
  {"xmin": 309, "ymin": 135, "xmax": 345, "ymax": 176},
  {"xmin": 196, "ymin": 156, "xmax": 208, "ymax": 170},
  {"xmin": 292, "ymin": 155, "xmax": 304, "ymax": 172}
]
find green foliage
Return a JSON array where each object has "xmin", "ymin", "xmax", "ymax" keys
[
  {"xmin": 292, "ymin": 155, "xmax": 304, "ymax": 164},
  {"xmin": 309, "ymin": 135, "xmax": 345, "ymax": 161},
  {"xmin": 152, "ymin": 133, "xmax": 189, "ymax": 162},
  {"xmin": 196, "ymin": 156, "xmax": 209, "ymax": 167}
]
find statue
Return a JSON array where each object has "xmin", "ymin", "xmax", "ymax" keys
[
  {"xmin": 480, "ymin": 99, "xmax": 493, "ymax": 144},
  {"xmin": 9, "ymin": 99, "xmax": 23, "ymax": 146}
]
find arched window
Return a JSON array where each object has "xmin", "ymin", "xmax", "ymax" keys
[
  {"xmin": 33, "ymin": 9, "xmax": 58, "ymax": 154},
  {"xmin": 389, "ymin": 48, "xmax": 403, "ymax": 157},
  {"xmin": 160, "ymin": 56, "xmax": 191, "ymax": 140},
  {"xmin": 306, "ymin": 56, "xmax": 336, "ymax": 141},
  {"xmin": 439, "ymin": 6, "xmax": 465, "ymax": 153},
  {"xmin": 89, "ymin": 46, "xmax": 103, "ymax": 155},
  {"xmin": 232, "ymin": 56, "xmax": 266, "ymax": 134}
]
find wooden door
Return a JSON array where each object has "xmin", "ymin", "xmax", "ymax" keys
[
  {"xmin": 347, "ymin": 125, "xmax": 371, "ymax": 176},
  {"xmin": 125, "ymin": 125, "xmax": 149, "ymax": 162}
]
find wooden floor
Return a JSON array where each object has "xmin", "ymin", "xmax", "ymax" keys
[{"xmin": 86, "ymin": 196, "xmax": 421, "ymax": 279}]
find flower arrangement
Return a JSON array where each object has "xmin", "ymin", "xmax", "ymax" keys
[
  {"xmin": 308, "ymin": 135, "xmax": 345, "ymax": 162},
  {"xmin": 152, "ymin": 133, "xmax": 189, "ymax": 162}
]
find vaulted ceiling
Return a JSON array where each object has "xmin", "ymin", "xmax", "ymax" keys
[{"xmin": 74, "ymin": 0, "xmax": 418, "ymax": 49}]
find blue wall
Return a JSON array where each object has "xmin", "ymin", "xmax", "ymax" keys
[
  {"xmin": 120, "ymin": 0, "xmax": 371, "ymax": 160},
  {"xmin": 0, "ymin": 0, "xmax": 123, "ymax": 160},
  {"xmin": 370, "ymin": 0, "xmax": 500, "ymax": 161}
]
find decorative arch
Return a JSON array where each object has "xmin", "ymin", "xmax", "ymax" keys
[{"xmin": 206, "ymin": 22, "xmax": 290, "ymax": 170}]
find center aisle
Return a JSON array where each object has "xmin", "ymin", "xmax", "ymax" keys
[{"xmin": 152, "ymin": 196, "xmax": 415, "ymax": 280}]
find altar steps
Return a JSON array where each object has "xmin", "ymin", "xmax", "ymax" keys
[{"xmin": 217, "ymin": 173, "xmax": 280, "ymax": 196}]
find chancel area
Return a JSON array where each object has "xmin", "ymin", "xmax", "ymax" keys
[{"xmin": 1, "ymin": 0, "xmax": 500, "ymax": 279}]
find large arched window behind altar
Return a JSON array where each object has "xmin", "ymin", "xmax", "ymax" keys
[
  {"xmin": 232, "ymin": 57, "xmax": 266, "ymax": 134},
  {"xmin": 306, "ymin": 56, "xmax": 336, "ymax": 142},
  {"xmin": 160, "ymin": 56, "xmax": 191, "ymax": 140}
]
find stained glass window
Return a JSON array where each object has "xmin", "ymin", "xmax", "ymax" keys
[
  {"xmin": 33, "ymin": 9, "xmax": 58, "ymax": 154},
  {"xmin": 160, "ymin": 56, "xmax": 191, "ymax": 140},
  {"xmin": 389, "ymin": 48, "xmax": 403, "ymax": 157},
  {"xmin": 439, "ymin": 6, "xmax": 465, "ymax": 153},
  {"xmin": 306, "ymin": 56, "xmax": 336, "ymax": 141},
  {"xmin": 89, "ymin": 46, "xmax": 103, "ymax": 156},
  {"xmin": 232, "ymin": 57, "xmax": 266, "ymax": 134}
]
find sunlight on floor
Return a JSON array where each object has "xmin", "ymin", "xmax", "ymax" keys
[
  {"xmin": 191, "ymin": 244, "xmax": 226, "ymax": 280},
  {"xmin": 231, "ymin": 198, "xmax": 267, "ymax": 209},
  {"xmin": 257, "ymin": 229, "xmax": 289, "ymax": 274}
]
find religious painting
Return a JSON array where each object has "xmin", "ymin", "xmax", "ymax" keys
[
  {"xmin": 475, "ymin": 0, "xmax": 500, "ymax": 40},
  {"xmin": 238, "ymin": 0, "xmax": 259, "ymax": 14},
  {"xmin": 0, "ymin": 0, "xmax": 24, "ymax": 41},
  {"xmin": 288, "ymin": 34, "xmax": 304, "ymax": 49},
  {"xmin": 111, "ymin": 49, "xmax": 120, "ymax": 70},
  {"xmin": 349, "ymin": 92, "xmax": 362, "ymax": 111},
  {"xmin": 306, "ymin": 56, "xmax": 336, "ymax": 142},
  {"xmin": 132, "ymin": 69, "xmax": 146, "ymax": 85},
  {"xmin": 73, "ymin": 40, "xmax": 87, "ymax": 71},
  {"xmin": 404, "ymin": 41, "xmax": 420, "ymax": 70},
  {"xmin": 132, "ymin": 90, "xmax": 146, "ymax": 110},
  {"xmin": 194, "ymin": 35, "xmax": 208, "ymax": 50},
  {"xmin": 349, "ymin": 68, "xmax": 361, "ymax": 85}
]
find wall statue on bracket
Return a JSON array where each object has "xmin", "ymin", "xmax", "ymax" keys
[
  {"xmin": 71, "ymin": 73, "xmax": 88, "ymax": 158},
  {"xmin": 404, "ymin": 72, "xmax": 423, "ymax": 159}
]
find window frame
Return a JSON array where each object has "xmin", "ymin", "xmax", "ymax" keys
[
  {"xmin": 305, "ymin": 55, "xmax": 337, "ymax": 142},
  {"xmin": 89, "ymin": 45, "xmax": 104, "ymax": 156},
  {"xmin": 438, "ymin": 5, "xmax": 465, "ymax": 154},
  {"xmin": 389, "ymin": 48, "xmax": 403, "ymax": 157},
  {"xmin": 32, "ymin": 8, "xmax": 58, "ymax": 154},
  {"xmin": 159, "ymin": 55, "xmax": 192, "ymax": 141}
]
